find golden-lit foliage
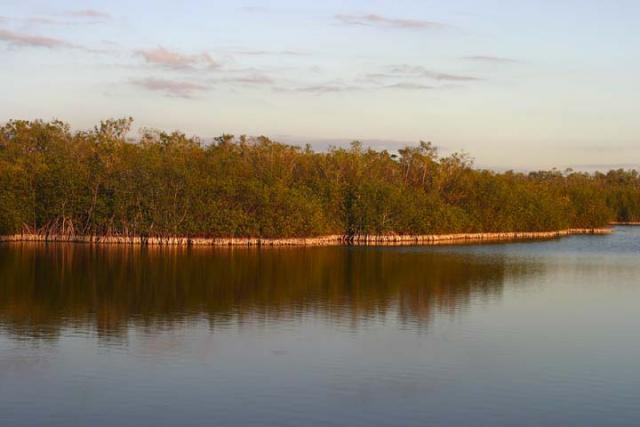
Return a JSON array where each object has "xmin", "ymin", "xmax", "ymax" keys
[{"xmin": 0, "ymin": 118, "xmax": 637, "ymax": 237}]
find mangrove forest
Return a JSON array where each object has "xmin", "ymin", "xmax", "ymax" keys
[{"xmin": 1, "ymin": 118, "xmax": 639, "ymax": 239}]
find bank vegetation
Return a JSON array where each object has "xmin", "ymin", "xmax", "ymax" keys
[{"xmin": 1, "ymin": 119, "xmax": 638, "ymax": 241}]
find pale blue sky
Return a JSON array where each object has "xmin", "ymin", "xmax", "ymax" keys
[{"xmin": 1, "ymin": 0, "xmax": 639, "ymax": 169}]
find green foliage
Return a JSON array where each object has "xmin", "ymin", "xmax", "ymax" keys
[{"xmin": 0, "ymin": 118, "xmax": 636, "ymax": 238}]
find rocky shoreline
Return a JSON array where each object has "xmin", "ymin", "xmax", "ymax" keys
[{"xmin": 0, "ymin": 228, "xmax": 612, "ymax": 247}]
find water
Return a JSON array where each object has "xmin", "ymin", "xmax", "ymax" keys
[{"xmin": 1, "ymin": 227, "xmax": 639, "ymax": 426}]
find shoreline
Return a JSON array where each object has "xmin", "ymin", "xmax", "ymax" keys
[{"xmin": 0, "ymin": 228, "xmax": 612, "ymax": 247}]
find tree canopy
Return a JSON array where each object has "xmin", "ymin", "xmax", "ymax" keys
[{"xmin": 1, "ymin": 119, "xmax": 637, "ymax": 238}]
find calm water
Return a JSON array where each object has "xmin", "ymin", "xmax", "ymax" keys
[{"xmin": 1, "ymin": 227, "xmax": 639, "ymax": 426}]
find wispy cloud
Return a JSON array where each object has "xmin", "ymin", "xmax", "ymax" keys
[
  {"xmin": 68, "ymin": 9, "xmax": 112, "ymax": 20},
  {"xmin": 335, "ymin": 14, "xmax": 446, "ymax": 30},
  {"xmin": 219, "ymin": 74, "xmax": 275, "ymax": 85},
  {"xmin": 285, "ymin": 82, "xmax": 363, "ymax": 94},
  {"xmin": 384, "ymin": 65, "xmax": 481, "ymax": 82},
  {"xmin": 131, "ymin": 77, "xmax": 209, "ymax": 98},
  {"xmin": 0, "ymin": 28, "xmax": 75, "ymax": 48},
  {"xmin": 26, "ymin": 17, "xmax": 69, "ymax": 25},
  {"xmin": 2, "ymin": 9, "xmax": 112, "ymax": 27},
  {"xmin": 136, "ymin": 46, "xmax": 218, "ymax": 70},
  {"xmin": 384, "ymin": 82, "xmax": 434, "ymax": 90},
  {"xmin": 283, "ymin": 75, "xmax": 447, "ymax": 95},
  {"xmin": 463, "ymin": 55, "xmax": 519, "ymax": 64}
]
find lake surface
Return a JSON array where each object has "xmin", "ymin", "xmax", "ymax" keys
[{"xmin": 1, "ymin": 226, "xmax": 639, "ymax": 426}]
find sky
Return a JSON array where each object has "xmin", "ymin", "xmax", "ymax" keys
[{"xmin": 1, "ymin": 0, "xmax": 639, "ymax": 170}]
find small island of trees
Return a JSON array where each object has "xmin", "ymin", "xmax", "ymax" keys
[{"xmin": 1, "ymin": 118, "xmax": 639, "ymax": 241}]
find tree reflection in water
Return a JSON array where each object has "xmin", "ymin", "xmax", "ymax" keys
[{"xmin": 0, "ymin": 243, "xmax": 538, "ymax": 339}]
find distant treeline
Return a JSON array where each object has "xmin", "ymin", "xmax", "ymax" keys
[{"xmin": 0, "ymin": 118, "xmax": 638, "ymax": 238}]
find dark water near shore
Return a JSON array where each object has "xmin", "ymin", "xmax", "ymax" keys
[{"xmin": 1, "ymin": 227, "xmax": 639, "ymax": 426}]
